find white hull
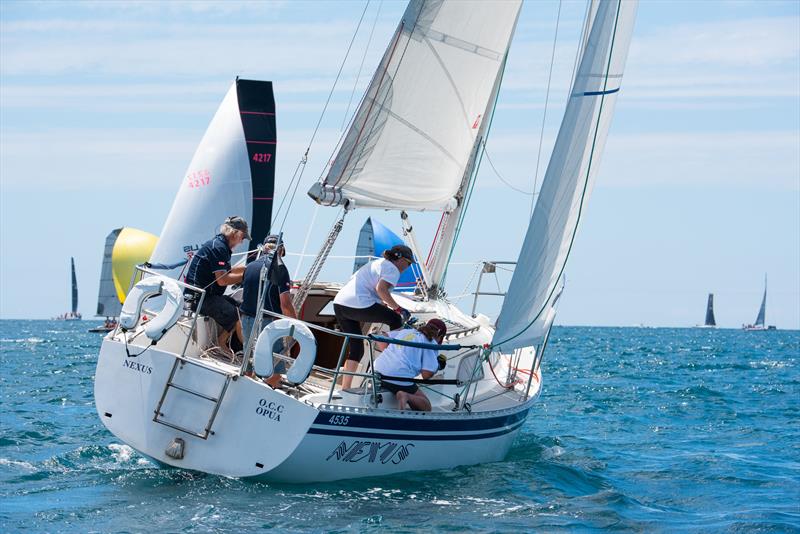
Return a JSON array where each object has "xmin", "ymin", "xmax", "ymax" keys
[{"xmin": 94, "ymin": 290, "xmax": 542, "ymax": 482}]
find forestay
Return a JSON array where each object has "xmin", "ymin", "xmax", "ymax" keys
[
  {"xmin": 149, "ymin": 79, "xmax": 277, "ymax": 275},
  {"xmin": 308, "ymin": 0, "xmax": 521, "ymax": 211},
  {"xmin": 492, "ymin": 0, "xmax": 638, "ymax": 352}
]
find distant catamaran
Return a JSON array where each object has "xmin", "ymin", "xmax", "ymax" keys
[
  {"xmin": 743, "ymin": 275, "xmax": 776, "ymax": 331},
  {"xmin": 56, "ymin": 257, "xmax": 81, "ymax": 321}
]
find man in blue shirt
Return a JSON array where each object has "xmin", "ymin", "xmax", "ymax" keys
[
  {"xmin": 240, "ymin": 235, "xmax": 296, "ymax": 342},
  {"xmin": 240, "ymin": 235, "xmax": 297, "ymax": 387},
  {"xmin": 185, "ymin": 216, "xmax": 250, "ymax": 355}
]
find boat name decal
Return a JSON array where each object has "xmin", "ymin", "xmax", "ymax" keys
[
  {"xmin": 256, "ymin": 398, "xmax": 284, "ymax": 422},
  {"xmin": 122, "ymin": 358, "xmax": 152, "ymax": 375},
  {"xmin": 326, "ymin": 440, "xmax": 414, "ymax": 465}
]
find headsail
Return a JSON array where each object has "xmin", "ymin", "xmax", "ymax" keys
[
  {"xmin": 492, "ymin": 0, "xmax": 638, "ymax": 352},
  {"xmin": 70, "ymin": 257, "xmax": 78, "ymax": 314},
  {"xmin": 308, "ymin": 0, "xmax": 521, "ymax": 211},
  {"xmin": 705, "ymin": 293, "xmax": 716, "ymax": 327},
  {"xmin": 755, "ymin": 274, "xmax": 767, "ymax": 327},
  {"xmin": 149, "ymin": 79, "xmax": 276, "ymax": 274},
  {"xmin": 96, "ymin": 229, "xmax": 122, "ymax": 317}
]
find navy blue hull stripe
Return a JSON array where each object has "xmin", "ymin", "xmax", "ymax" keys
[
  {"xmin": 582, "ymin": 87, "xmax": 620, "ymax": 96},
  {"xmin": 313, "ymin": 408, "xmax": 530, "ymax": 432},
  {"xmin": 307, "ymin": 421, "xmax": 526, "ymax": 441}
]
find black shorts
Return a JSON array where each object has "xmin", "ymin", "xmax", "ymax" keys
[
  {"xmin": 378, "ymin": 375, "xmax": 419, "ymax": 394},
  {"xmin": 334, "ymin": 303, "xmax": 403, "ymax": 363},
  {"xmin": 199, "ymin": 294, "xmax": 239, "ymax": 332}
]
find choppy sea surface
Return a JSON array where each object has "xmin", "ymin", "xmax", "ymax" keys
[{"xmin": 1, "ymin": 320, "xmax": 798, "ymax": 532}]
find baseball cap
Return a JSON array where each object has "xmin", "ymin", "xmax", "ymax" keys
[
  {"xmin": 224, "ymin": 216, "xmax": 251, "ymax": 240},
  {"xmin": 389, "ymin": 244, "xmax": 414, "ymax": 263}
]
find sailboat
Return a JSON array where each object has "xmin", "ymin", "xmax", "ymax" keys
[
  {"xmin": 743, "ymin": 275, "xmax": 776, "ymax": 330},
  {"xmin": 90, "ymin": 228, "xmax": 159, "ymax": 333},
  {"xmin": 695, "ymin": 293, "xmax": 717, "ymax": 328},
  {"xmin": 55, "ymin": 257, "xmax": 82, "ymax": 321},
  {"xmin": 94, "ymin": 0, "xmax": 637, "ymax": 482}
]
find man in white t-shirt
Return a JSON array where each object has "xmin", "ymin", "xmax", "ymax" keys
[
  {"xmin": 333, "ymin": 244, "xmax": 415, "ymax": 389},
  {"xmin": 373, "ymin": 318, "xmax": 447, "ymax": 412}
]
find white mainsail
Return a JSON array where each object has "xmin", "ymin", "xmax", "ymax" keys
[
  {"xmin": 149, "ymin": 79, "xmax": 277, "ymax": 275},
  {"xmin": 754, "ymin": 274, "xmax": 767, "ymax": 327},
  {"xmin": 492, "ymin": 0, "xmax": 638, "ymax": 352},
  {"xmin": 308, "ymin": 0, "xmax": 521, "ymax": 211}
]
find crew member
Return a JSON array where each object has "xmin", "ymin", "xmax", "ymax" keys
[
  {"xmin": 373, "ymin": 318, "xmax": 447, "ymax": 412},
  {"xmin": 184, "ymin": 216, "xmax": 249, "ymax": 355},
  {"xmin": 333, "ymin": 244, "xmax": 414, "ymax": 389}
]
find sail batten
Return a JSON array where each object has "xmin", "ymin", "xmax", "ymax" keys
[
  {"xmin": 492, "ymin": 0, "xmax": 638, "ymax": 352},
  {"xmin": 309, "ymin": 0, "xmax": 522, "ymax": 212}
]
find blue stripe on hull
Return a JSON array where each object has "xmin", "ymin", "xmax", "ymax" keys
[
  {"xmin": 307, "ymin": 420, "xmax": 526, "ymax": 441},
  {"xmin": 312, "ymin": 408, "xmax": 530, "ymax": 433}
]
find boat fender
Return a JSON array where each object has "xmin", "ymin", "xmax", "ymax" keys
[
  {"xmin": 119, "ymin": 276, "xmax": 184, "ymax": 342},
  {"xmin": 253, "ymin": 319, "xmax": 317, "ymax": 385}
]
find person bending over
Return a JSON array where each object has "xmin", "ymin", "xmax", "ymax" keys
[
  {"xmin": 373, "ymin": 318, "xmax": 447, "ymax": 412},
  {"xmin": 184, "ymin": 216, "xmax": 249, "ymax": 355},
  {"xmin": 333, "ymin": 244, "xmax": 415, "ymax": 389}
]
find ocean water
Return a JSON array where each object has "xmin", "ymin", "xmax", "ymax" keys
[{"xmin": 1, "ymin": 320, "xmax": 798, "ymax": 533}]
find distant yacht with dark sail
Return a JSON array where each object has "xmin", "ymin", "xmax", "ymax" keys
[
  {"xmin": 696, "ymin": 293, "xmax": 716, "ymax": 328},
  {"xmin": 56, "ymin": 257, "xmax": 81, "ymax": 321},
  {"xmin": 743, "ymin": 275, "xmax": 776, "ymax": 331}
]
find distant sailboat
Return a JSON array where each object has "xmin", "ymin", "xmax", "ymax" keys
[
  {"xmin": 56, "ymin": 258, "xmax": 81, "ymax": 320},
  {"xmin": 743, "ymin": 275, "xmax": 776, "ymax": 331},
  {"xmin": 696, "ymin": 293, "xmax": 716, "ymax": 328},
  {"xmin": 90, "ymin": 228, "xmax": 158, "ymax": 333}
]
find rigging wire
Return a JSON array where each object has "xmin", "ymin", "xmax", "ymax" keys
[
  {"xmin": 482, "ymin": 143, "xmax": 533, "ymax": 196},
  {"xmin": 342, "ymin": 0, "xmax": 383, "ymax": 131},
  {"xmin": 529, "ymin": 0, "xmax": 563, "ymax": 216},
  {"xmin": 271, "ymin": 0, "xmax": 372, "ymax": 233}
]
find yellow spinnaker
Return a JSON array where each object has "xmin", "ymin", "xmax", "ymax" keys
[{"xmin": 111, "ymin": 228, "xmax": 159, "ymax": 303}]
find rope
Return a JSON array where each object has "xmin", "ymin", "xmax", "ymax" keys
[
  {"xmin": 271, "ymin": 0, "xmax": 372, "ymax": 231},
  {"xmin": 342, "ymin": 0, "xmax": 383, "ymax": 130},
  {"xmin": 292, "ymin": 213, "xmax": 346, "ymax": 312},
  {"xmin": 530, "ymin": 0, "xmax": 562, "ymax": 216},
  {"xmin": 483, "ymin": 143, "xmax": 532, "ymax": 195}
]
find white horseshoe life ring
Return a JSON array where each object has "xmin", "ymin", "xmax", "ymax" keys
[
  {"xmin": 119, "ymin": 275, "xmax": 184, "ymax": 342},
  {"xmin": 253, "ymin": 319, "xmax": 317, "ymax": 385}
]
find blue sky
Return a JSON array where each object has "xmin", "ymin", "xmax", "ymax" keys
[{"xmin": 1, "ymin": 0, "xmax": 798, "ymax": 328}]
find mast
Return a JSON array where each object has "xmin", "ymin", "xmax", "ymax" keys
[{"xmin": 426, "ymin": 49, "xmax": 512, "ymax": 293}]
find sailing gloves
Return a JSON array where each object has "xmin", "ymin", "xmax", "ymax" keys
[{"xmin": 394, "ymin": 307, "xmax": 411, "ymax": 323}]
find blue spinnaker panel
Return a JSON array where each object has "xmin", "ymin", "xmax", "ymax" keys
[{"xmin": 354, "ymin": 217, "xmax": 420, "ymax": 293}]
